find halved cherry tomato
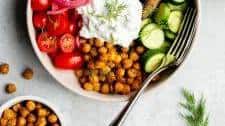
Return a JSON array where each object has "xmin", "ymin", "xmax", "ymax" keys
[
  {"xmin": 47, "ymin": 14, "xmax": 69, "ymax": 36},
  {"xmin": 37, "ymin": 32, "xmax": 58, "ymax": 53},
  {"xmin": 59, "ymin": 33, "xmax": 75, "ymax": 53},
  {"xmin": 33, "ymin": 12, "xmax": 48, "ymax": 29},
  {"xmin": 53, "ymin": 52, "xmax": 84, "ymax": 69},
  {"xmin": 31, "ymin": 0, "xmax": 50, "ymax": 11}
]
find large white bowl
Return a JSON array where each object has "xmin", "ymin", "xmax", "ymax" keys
[
  {"xmin": 26, "ymin": 0, "xmax": 201, "ymax": 102},
  {"xmin": 0, "ymin": 96, "xmax": 64, "ymax": 125}
]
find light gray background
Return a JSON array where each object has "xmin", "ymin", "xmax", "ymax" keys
[{"xmin": 0, "ymin": 0, "xmax": 224, "ymax": 126}]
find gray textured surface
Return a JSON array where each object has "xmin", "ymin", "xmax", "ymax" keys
[{"xmin": 0, "ymin": 0, "xmax": 224, "ymax": 126}]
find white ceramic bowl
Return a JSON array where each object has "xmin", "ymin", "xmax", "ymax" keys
[
  {"xmin": 0, "ymin": 96, "xmax": 64, "ymax": 125},
  {"xmin": 26, "ymin": 0, "xmax": 201, "ymax": 102}
]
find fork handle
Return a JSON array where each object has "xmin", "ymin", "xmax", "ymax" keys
[{"xmin": 109, "ymin": 66, "xmax": 169, "ymax": 126}]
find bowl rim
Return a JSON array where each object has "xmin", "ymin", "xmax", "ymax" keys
[
  {"xmin": 0, "ymin": 96, "xmax": 64, "ymax": 125},
  {"xmin": 26, "ymin": 0, "xmax": 201, "ymax": 102}
]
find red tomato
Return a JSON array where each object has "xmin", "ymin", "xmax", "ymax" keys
[
  {"xmin": 47, "ymin": 14, "xmax": 69, "ymax": 36},
  {"xmin": 67, "ymin": 22, "xmax": 77, "ymax": 34},
  {"xmin": 37, "ymin": 32, "xmax": 58, "ymax": 53},
  {"xmin": 75, "ymin": 36, "xmax": 81, "ymax": 49},
  {"xmin": 33, "ymin": 12, "xmax": 48, "ymax": 29},
  {"xmin": 53, "ymin": 52, "xmax": 84, "ymax": 69},
  {"xmin": 59, "ymin": 33, "xmax": 75, "ymax": 53},
  {"xmin": 31, "ymin": 0, "xmax": 49, "ymax": 11}
]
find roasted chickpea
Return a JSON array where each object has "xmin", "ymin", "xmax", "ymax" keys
[
  {"xmin": 114, "ymin": 55, "xmax": 122, "ymax": 64},
  {"xmin": 107, "ymin": 72, "xmax": 116, "ymax": 83},
  {"xmin": 106, "ymin": 43, "xmax": 113, "ymax": 49},
  {"xmin": 101, "ymin": 66, "xmax": 111, "ymax": 75},
  {"xmin": 122, "ymin": 59, "xmax": 133, "ymax": 69},
  {"xmin": 95, "ymin": 61, "xmax": 106, "ymax": 69},
  {"xmin": 133, "ymin": 63, "xmax": 141, "ymax": 70},
  {"xmin": 37, "ymin": 108, "xmax": 48, "ymax": 117},
  {"xmin": 129, "ymin": 52, "xmax": 139, "ymax": 61},
  {"xmin": 87, "ymin": 61, "xmax": 95, "ymax": 69},
  {"xmin": 116, "ymin": 68, "xmax": 125, "ymax": 77},
  {"xmin": 127, "ymin": 78, "xmax": 134, "ymax": 85},
  {"xmin": 98, "ymin": 47, "xmax": 108, "ymax": 54},
  {"xmin": 122, "ymin": 85, "xmax": 131, "ymax": 95},
  {"xmin": 95, "ymin": 38, "xmax": 104, "ymax": 47},
  {"xmin": 136, "ymin": 46, "xmax": 145, "ymax": 54},
  {"xmin": 93, "ymin": 82, "xmax": 101, "ymax": 92},
  {"xmin": 99, "ymin": 54, "xmax": 108, "ymax": 62},
  {"xmin": 127, "ymin": 68, "xmax": 137, "ymax": 78},
  {"xmin": 81, "ymin": 43, "xmax": 91, "ymax": 53},
  {"xmin": 35, "ymin": 117, "xmax": 47, "ymax": 126},
  {"xmin": 115, "ymin": 82, "xmax": 124, "ymax": 93},
  {"xmin": 35, "ymin": 103, "xmax": 43, "ymax": 109},
  {"xmin": 84, "ymin": 54, "xmax": 91, "ymax": 61},
  {"xmin": 89, "ymin": 75, "xmax": 99, "ymax": 83},
  {"xmin": 48, "ymin": 114, "xmax": 58, "ymax": 124},
  {"xmin": 79, "ymin": 77, "xmax": 88, "ymax": 84},
  {"xmin": 74, "ymin": 70, "xmax": 83, "ymax": 78},
  {"xmin": 27, "ymin": 113, "xmax": 37, "ymax": 123},
  {"xmin": 26, "ymin": 101, "xmax": 36, "ymax": 111},
  {"xmin": 99, "ymin": 75, "xmax": 106, "ymax": 82},
  {"xmin": 5, "ymin": 83, "xmax": 16, "ymax": 94},
  {"xmin": 17, "ymin": 117, "xmax": 26, "ymax": 126},
  {"xmin": 12, "ymin": 104, "xmax": 21, "ymax": 112},
  {"xmin": 83, "ymin": 82, "xmax": 94, "ymax": 91},
  {"xmin": 0, "ymin": 63, "xmax": 9, "ymax": 74},
  {"xmin": 0, "ymin": 118, "xmax": 7, "ymax": 126},
  {"xmin": 3, "ymin": 109, "xmax": 16, "ymax": 119},
  {"xmin": 121, "ymin": 53, "xmax": 128, "ymax": 59},
  {"xmin": 108, "ymin": 62, "xmax": 116, "ymax": 68},
  {"xmin": 101, "ymin": 84, "xmax": 110, "ymax": 94},
  {"xmin": 7, "ymin": 118, "xmax": 17, "ymax": 126},
  {"xmin": 131, "ymin": 80, "xmax": 140, "ymax": 90},
  {"xmin": 22, "ymin": 68, "xmax": 34, "ymax": 80},
  {"xmin": 20, "ymin": 107, "xmax": 30, "ymax": 118},
  {"xmin": 90, "ymin": 48, "xmax": 98, "ymax": 57}
]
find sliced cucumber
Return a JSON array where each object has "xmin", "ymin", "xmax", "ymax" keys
[
  {"xmin": 140, "ymin": 23, "xmax": 165, "ymax": 49},
  {"xmin": 167, "ymin": 2, "xmax": 187, "ymax": 12},
  {"xmin": 142, "ymin": 50, "xmax": 165, "ymax": 73},
  {"xmin": 141, "ymin": 18, "xmax": 152, "ymax": 29},
  {"xmin": 169, "ymin": 0, "xmax": 185, "ymax": 5},
  {"xmin": 165, "ymin": 30, "xmax": 176, "ymax": 40},
  {"xmin": 155, "ymin": 3, "xmax": 171, "ymax": 25},
  {"xmin": 168, "ymin": 11, "xmax": 183, "ymax": 33},
  {"xmin": 159, "ymin": 41, "xmax": 171, "ymax": 53}
]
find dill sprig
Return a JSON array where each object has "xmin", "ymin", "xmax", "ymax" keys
[
  {"xmin": 180, "ymin": 89, "xmax": 209, "ymax": 126},
  {"xmin": 104, "ymin": 0, "xmax": 127, "ymax": 21},
  {"xmin": 88, "ymin": 0, "xmax": 127, "ymax": 22}
]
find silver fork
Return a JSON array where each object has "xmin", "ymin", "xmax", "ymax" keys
[{"xmin": 109, "ymin": 8, "xmax": 198, "ymax": 126}]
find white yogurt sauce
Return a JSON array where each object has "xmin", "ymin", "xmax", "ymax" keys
[{"xmin": 77, "ymin": 0, "xmax": 143, "ymax": 47}]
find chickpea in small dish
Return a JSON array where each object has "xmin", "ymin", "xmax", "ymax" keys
[{"xmin": 0, "ymin": 101, "xmax": 60, "ymax": 126}]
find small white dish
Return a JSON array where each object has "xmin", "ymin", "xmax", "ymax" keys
[
  {"xmin": 26, "ymin": 0, "xmax": 201, "ymax": 102},
  {"xmin": 0, "ymin": 96, "xmax": 64, "ymax": 125}
]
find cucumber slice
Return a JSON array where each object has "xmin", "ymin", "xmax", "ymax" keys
[
  {"xmin": 155, "ymin": 3, "xmax": 171, "ymax": 25},
  {"xmin": 142, "ymin": 50, "xmax": 165, "ymax": 73},
  {"xmin": 141, "ymin": 18, "xmax": 152, "ymax": 29},
  {"xmin": 159, "ymin": 41, "xmax": 171, "ymax": 53},
  {"xmin": 168, "ymin": 11, "xmax": 183, "ymax": 33},
  {"xmin": 167, "ymin": 2, "xmax": 187, "ymax": 11},
  {"xmin": 140, "ymin": 23, "xmax": 165, "ymax": 49},
  {"xmin": 169, "ymin": 0, "xmax": 185, "ymax": 5},
  {"xmin": 165, "ymin": 30, "xmax": 176, "ymax": 40}
]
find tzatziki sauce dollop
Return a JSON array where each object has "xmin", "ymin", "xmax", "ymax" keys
[{"xmin": 77, "ymin": 0, "xmax": 143, "ymax": 47}]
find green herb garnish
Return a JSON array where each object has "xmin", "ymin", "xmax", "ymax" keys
[
  {"xmin": 180, "ymin": 89, "xmax": 209, "ymax": 126},
  {"xmin": 88, "ymin": 0, "xmax": 127, "ymax": 22}
]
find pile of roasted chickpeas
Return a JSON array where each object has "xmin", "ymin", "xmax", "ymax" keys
[
  {"xmin": 75, "ymin": 38, "xmax": 147, "ymax": 95},
  {"xmin": 0, "ymin": 101, "xmax": 60, "ymax": 126}
]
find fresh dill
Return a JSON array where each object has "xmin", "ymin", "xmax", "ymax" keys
[
  {"xmin": 180, "ymin": 89, "xmax": 209, "ymax": 126},
  {"xmin": 88, "ymin": 0, "xmax": 127, "ymax": 22}
]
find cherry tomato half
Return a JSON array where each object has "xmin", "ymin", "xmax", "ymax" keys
[
  {"xmin": 37, "ymin": 32, "xmax": 58, "ymax": 53},
  {"xmin": 53, "ymin": 52, "xmax": 84, "ymax": 69},
  {"xmin": 33, "ymin": 12, "xmax": 48, "ymax": 29},
  {"xmin": 31, "ymin": 0, "xmax": 49, "ymax": 11},
  {"xmin": 47, "ymin": 14, "xmax": 69, "ymax": 36},
  {"xmin": 59, "ymin": 33, "xmax": 75, "ymax": 53}
]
